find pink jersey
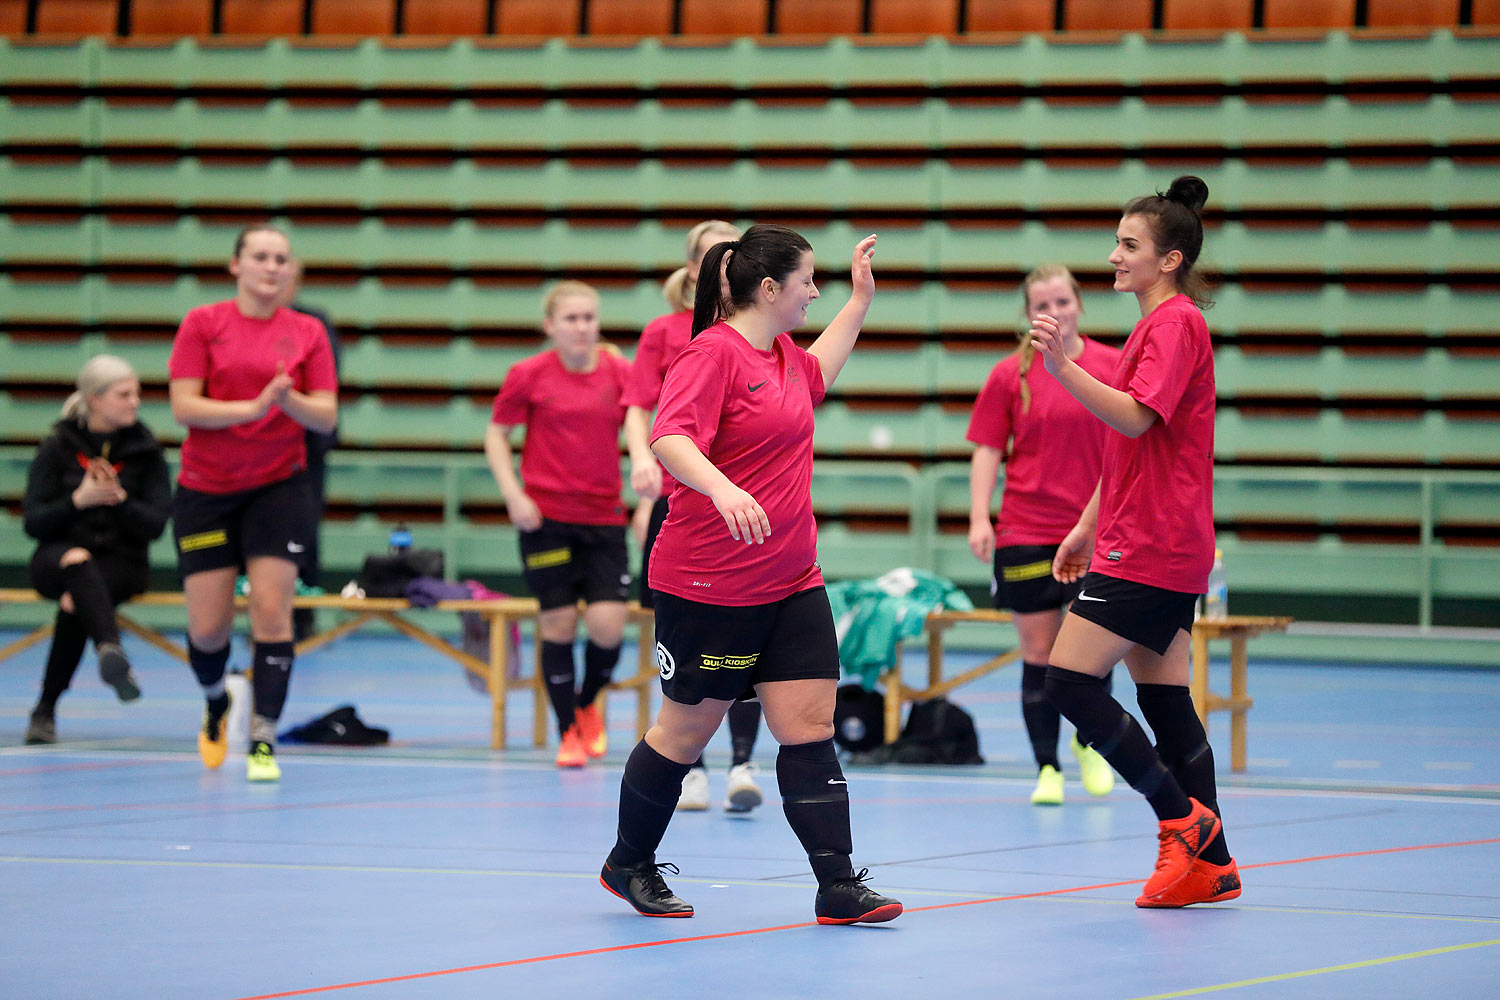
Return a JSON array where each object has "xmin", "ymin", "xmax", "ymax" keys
[
  {"xmin": 648, "ymin": 323, "xmax": 826, "ymax": 606},
  {"xmin": 967, "ymin": 338, "xmax": 1122, "ymax": 546},
  {"xmin": 168, "ymin": 300, "xmax": 338, "ymax": 494},
  {"xmin": 489, "ymin": 349, "xmax": 630, "ymax": 526},
  {"xmin": 622, "ymin": 309, "xmax": 693, "ymax": 497},
  {"xmin": 1091, "ymin": 294, "xmax": 1216, "ymax": 593}
]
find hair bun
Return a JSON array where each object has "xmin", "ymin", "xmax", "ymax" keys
[{"xmin": 1165, "ymin": 175, "xmax": 1209, "ymax": 214}]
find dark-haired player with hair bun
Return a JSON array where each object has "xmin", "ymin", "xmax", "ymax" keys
[
  {"xmin": 1029, "ymin": 176, "xmax": 1239, "ymax": 908},
  {"xmin": 600, "ymin": 224, "xmax": 902, "ymax": 926}
]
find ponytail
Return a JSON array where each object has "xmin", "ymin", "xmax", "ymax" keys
[{"xmin": 691, "ymin": 242, "xmax": 736, "ymax": 337}]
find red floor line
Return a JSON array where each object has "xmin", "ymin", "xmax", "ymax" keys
[
  {"xmin": 229, "ymin": 921, "xmax": 818, "ymax": 1000},
  {"xmin": 225, "ymin": 834, "xmax": 1500, "ymax": 1000},
  {"xmin": 1238, "ymin": 835, "xmax": 1500, "ymax": 870}
]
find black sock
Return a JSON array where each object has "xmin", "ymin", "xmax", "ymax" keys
[
  {"xmin": 37, "ymin": 609, "xmax": 90, "ymax": 713},
  {"xmin": 577, "ymin": 640, "xmax": 620, "ymax": 709},
  {"xmin": 60, "ymin": 560, "xmax": 120, "ymax": 646},
  {"xmin": 540, "ymin": 640, "xmax": 577, "ymax": 734},
  {"xmin": 1044, "ymin": 666, "xmax": 1191, "ymax": 822},
  {"xmin": 608, "ymin": 740, "xmax": 693, "ymax": 867},
  {"xmin": 1021, "ymin": 662, "xmax": 1061, "ymax": 770},
  {"xmin": 188, "ymin": 640, "xmax": 231, "ymax": 712},
  {"xmin": 250, "ymin": 640, "xmax": 295, "ymax": 723},
  {"xmin": 728, "ymin": 700, "xmax": 761, "ymax": 766},
  {"xmin": 778, "ymin": 739, "xmax": 855, "ymax": 888},
  {"xmin": 1137, "ymin": 683, "xmax": 1231, "ymax": 865}
]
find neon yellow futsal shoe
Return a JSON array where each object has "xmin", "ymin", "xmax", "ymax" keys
[
  {"xmin": 1072, "ymin": 735, "xmax": 1116, "ymax": 797},
  {"xmin": 246, "ymin": 740, "xmax": 281, "ymax": 782},
  {"xmin": 1030, "ymin": 764, "xmax": 1064, "ymax": 805}
]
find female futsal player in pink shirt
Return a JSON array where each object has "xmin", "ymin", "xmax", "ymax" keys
[
  {"xmin": 1030, "ymin": 176, "xmax": 1239, "ymax": 908},
  {"xmin": 600, "ymin": 225, "xmax": 902, "ymax": 925}
]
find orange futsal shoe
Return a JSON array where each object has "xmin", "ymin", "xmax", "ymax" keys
[
  {"xmin": 555, "ymin": 724, "xmax": 588, "ymax": 768},
  {"xmin": 573, "ymin": 702, "xmax": 607, "ymax": 758},
  {"xmin": 1137, "ymin": 855, "xmax": 1242, "ymax": 908},
  {"xmin": 197, "ymin": 697, "xmax": 229, "ymax": 771},
  {"xmin": 1138, "ymin": 798, "xmax": 1222, "ymax": 902}
]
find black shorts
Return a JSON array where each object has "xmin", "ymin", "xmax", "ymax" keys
[
  {"xmin": 638, "ymin": 497, "xmax": 669, "ymax": 609},
  {"xmin": 1064, "ymin": 572, "xmax": 1199, "ymax": 656},
  {"xmin": 172, "ymin": 472, "xmax": 314, "ymax": 579},
  {"xmin": 518, "ymin": 519, "xmax": 631, "ymax": 611},
  {"xmin": 992, "ymin": 544, "xmax": 1080, "ymax": 614},
  {"xmin": 652, "ymin": 586, "xmax": 840, "ymax": 705}
]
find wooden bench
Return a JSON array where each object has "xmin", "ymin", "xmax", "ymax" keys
[
  {"xmin": 1189, "ymin": 614, "xmax": 1294, "ymax": 772},
  {"xmin": 0, "ymin": 588, "xmax": 658, "ymax": 751},
  {"xmin": 879, "ymin": 608, "xmax": 1019, "ymax": 743},
  {"xmin": 898, "ymin": 608, "xmax": 1293, "ymax": 771}
]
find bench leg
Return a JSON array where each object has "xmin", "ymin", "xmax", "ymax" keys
[
  {"xmin": 489, "ymin": 613, "xmax": 509, "ymax": 750},
  {"xmin": 533, "ymin": 638, "xmax": 549, "ymax": 748},
  {"xmin": 117, "ymin": 613, "xmax": 188, "ymax": 663},
  {"xmin": 883, "ymin": 668, "xmax": 902, "ymax": 744},
  {"xmin": 1229, "ymin": 637, "xmax": 1250, "ymax": 772},
  {"xmin": 1189, "ymin": 628, "xmax": 1210, "ymax": 732},
  {"xmin": 0, "ymin": 624, "xmax": 54, "ymax": 664}
]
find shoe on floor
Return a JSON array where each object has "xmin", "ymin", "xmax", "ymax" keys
[
  {"xmin": 198, "ymin": 696, "xmax": 230, "ymax": 770},
  {"xmin": 1071, "ymin": 735, "xmax": 1115, "ymax": 797},
  {"xmin": 573, "ymin": 703, "xmax": 607, "ymax": 758},
  {"xmin": 600, "ymin": 858, "xmax": 694, "ymax": 917},
  {"xmin": 555, "ymin": 725, "xmax": 587, "ymax": 768},
  {"xmin": 1030, "ymin": 764, "xmax": 1064, "ymax": 806},
  {"xmin": 676, "ymin": 766, "xmax": 710, "ymax": 811},
  {"xmin": 1139, "ymin": 798, "xmax": 1222, "ymax": 900},
  {"xmin": 723, "ymin": 762, "xmax": 763, "ymax": 813},
  {"xmin": 815, "ymin": 869, "xmax": 903, "ymax": 925},
  {"xmin": 246, "ymin": 740, "xmax": 281, "ymax": 782},
  {"xmin": 97, "ymin": 642, "xmax": 141, "ymax": 702},
  {"xmin": 1137, "ymin": 856, "xmax": 1242, "ymax": 908},
  {"xmin": 25, "ymin": 710, "xmax": 56, "ymax": 746}
]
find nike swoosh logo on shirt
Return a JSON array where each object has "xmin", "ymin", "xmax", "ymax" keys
[
  {"xmin": 1076, "ymin": 592, "xmax": 1106, "ymax": 602},
  {"xmin": 748, "ymin": 381, "xmax": 768, "ymax": 392}
]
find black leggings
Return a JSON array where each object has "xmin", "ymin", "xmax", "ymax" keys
[{"xmin": 29, "ymin": 542, "xmax": 147, "ymax": 711}]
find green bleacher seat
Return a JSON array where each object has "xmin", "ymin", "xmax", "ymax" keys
[
  {"xmin": 1214, "ymin": 410, "xmax": 1500, "ymax": 465},
  {"xmin": 337, "ymin": 395, "xmax": 491, "ymax": 449},
  {"xmin": 1215, "ymin": 347, "xmax": 1500, "ymax": 401}
]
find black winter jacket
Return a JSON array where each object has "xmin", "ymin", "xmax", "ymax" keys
[{"xmin": 22, "ymin": 419, "xmax": 172, "ymax": 564}]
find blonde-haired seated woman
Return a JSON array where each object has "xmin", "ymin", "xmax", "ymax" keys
[{"xmin": 22, "ymin": 354, "xmax": 171, "ymax": 744}]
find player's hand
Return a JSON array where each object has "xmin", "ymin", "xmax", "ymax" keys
[
  {"xmin": 506, "ymin": 492, "xmax": 544, "ymax": 533},
  {"xmin": 1029, "ymin": 313, "xmax": 1069, "ymax": 375},
  {"xmin": 256, "ymin": 363, "xmax": 295, "ymax": 415},
  {"xmin": 1052, "ymin": 522, "xmax": 1095, "ymax": 584},
  {"xmin": 968, "ymin": 518, "xmax": 995, "ymax": 562},
  {"xmin": 850, "ymin": 234, "xmax": 877, "ymax": 303},
  {"xmin": 709, "ymin": 483, "xmax": 771, "ymax": 545},
  {"xmin": 630, "ymin": 456, "xmax": 663, "ymax": 501}
]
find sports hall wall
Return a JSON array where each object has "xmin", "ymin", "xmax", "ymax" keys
[{"xmin": 3, "ymin": 2, "xmax": 1499, "ymax": 647}]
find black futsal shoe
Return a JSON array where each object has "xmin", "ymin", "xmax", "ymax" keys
[
  {"xmin": 600, "ymin": 858, "xmax": 694, "ymax": 917},
  {"xmin": 814, "ymin": 869, "xmax": 904, "ymax": 925}
]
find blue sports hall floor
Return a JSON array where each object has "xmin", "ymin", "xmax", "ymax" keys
[{"xmin": 2, "ymin": 626, "xmax": 1498, "ymax": 999}]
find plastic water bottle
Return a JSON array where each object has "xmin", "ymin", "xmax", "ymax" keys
[
  {"xmin": 389, "ymin": 522, "xmax": 412, "ymax": 554},
  {"xmin": 1202, "ymin": 548, "xmax": 1228, "ymax": 621},
  {"xmin": 225, "ymin": 670, "xmax": 251, "ymax": 757}
]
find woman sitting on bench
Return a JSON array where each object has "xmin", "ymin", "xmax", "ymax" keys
[{"xmin": 22, "ymin": 354, "xmax": 171, "ymax": 745}]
